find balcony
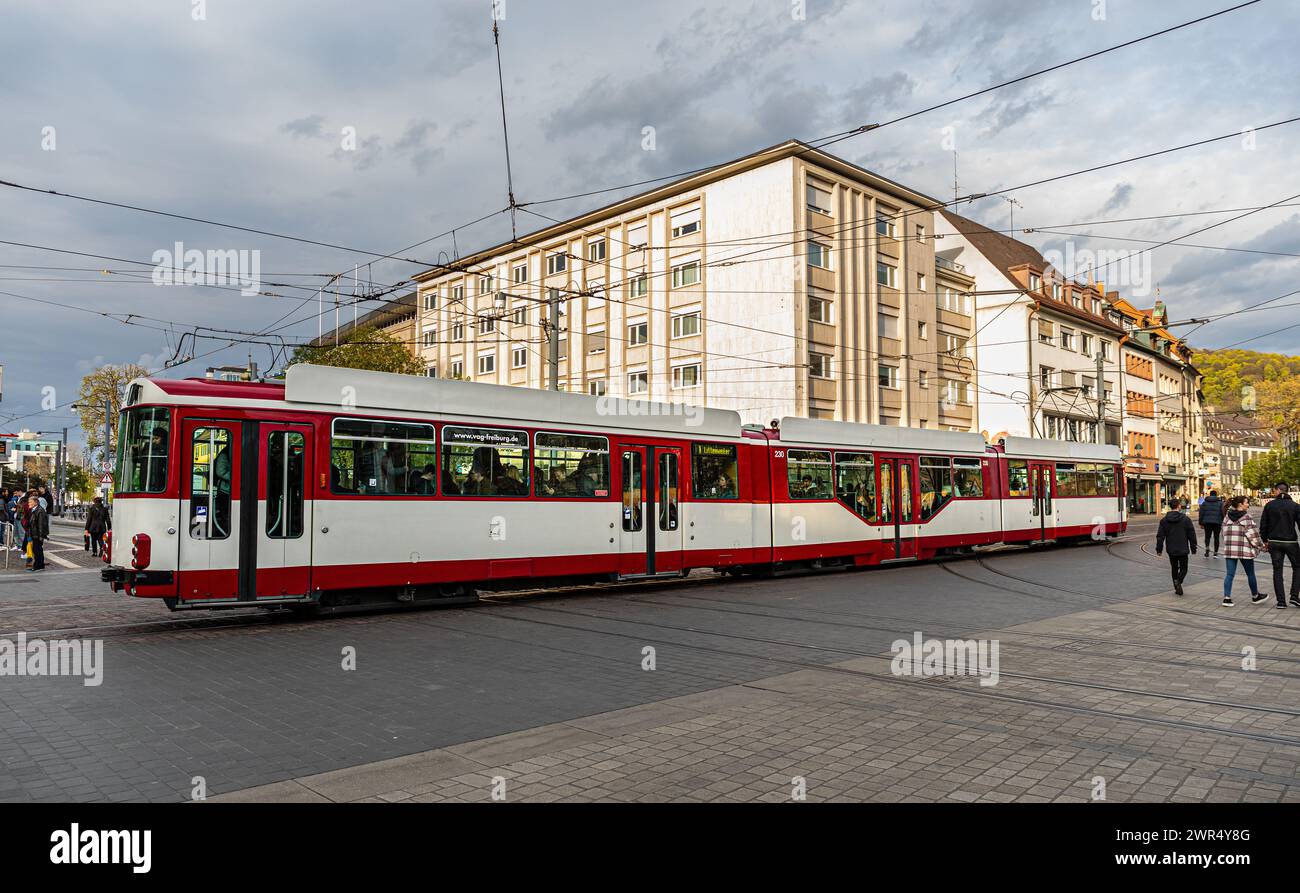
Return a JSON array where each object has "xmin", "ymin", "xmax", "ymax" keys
[{"xmin": 936, "ymin": 255, "xmax": 966, "ymax": 274}]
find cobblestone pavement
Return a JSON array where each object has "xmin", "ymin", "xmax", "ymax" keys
[{"xmin": 3, "ymin": 520, "xmax": 1298, "ymax": 803}]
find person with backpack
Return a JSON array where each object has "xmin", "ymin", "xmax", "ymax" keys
[
  {"xmin": 1198, "ymin": 489, "xmax": 1224, "ymax": 558},
  {"xmin": 1220, "ymin": 495, "xmax": 1267, "ymax": 607},
  {"xmin": 1156, "ymin": 497, "xmax": 1198, "ymax": 596}
]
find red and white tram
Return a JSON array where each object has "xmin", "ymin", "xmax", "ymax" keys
[{"xmin": 102, "ymin": 364, "xmax": 1126, "ymax": 611}]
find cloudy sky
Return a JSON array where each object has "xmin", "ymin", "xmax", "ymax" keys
[{"xmin": 1, "ymin": 0, "xmax": 1297, "ymax": 442}]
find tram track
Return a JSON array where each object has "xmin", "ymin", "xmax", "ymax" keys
[
  {"xmin": 460, "ymin": 600, "xmax": 1300, "ymax": 750},
  {"xmin": 611, "ymin": 590, "xmax": 1300, "ymax": 679},
  {"xmin": 970, "ymin": 553, "xmax": 1300, "ymax": 640}
]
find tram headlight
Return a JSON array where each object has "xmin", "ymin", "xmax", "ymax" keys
[
  {"xmin": 102, "ymin": 531, "xmax": 111, "ymax": 563},
  {"xmin": 131, "ymin": 533, "xmax": 151, "ymax": 570}
]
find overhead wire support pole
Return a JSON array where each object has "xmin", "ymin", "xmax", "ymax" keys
[{"xmin": 492, "ymin": 7, "xmax": 518, "ymax": 241}]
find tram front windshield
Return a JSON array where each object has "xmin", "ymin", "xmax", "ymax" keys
[{"xmin": 117, "ymin": 407, "xmax": 171, "ymax": 493}]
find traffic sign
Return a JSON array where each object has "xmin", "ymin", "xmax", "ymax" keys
[{"xmin": 100, "ymin": 473, "xmax": 113, "ymax": 485}]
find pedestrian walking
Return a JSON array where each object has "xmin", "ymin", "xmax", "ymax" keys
[
  {"xmin": 1259, "ymin": 482, "xmax": 1300, "ymax": 609},
  {"xmin": 85, "ymin": 496, "xmax": 110, "ymax": 557},
  {"xmin": 26, "ymin": 495, "xmax": 48, "ymax": 572},
  {"xmin": 1198, "ymin": 489, "xmax": 1224, "ymax": 557},
  {"xmin": 1220, "ymin": 495, "xmax": 1266, "ymax": 607},
  {"xmin": 0, "ymin": 487, "xmax": 10, "ymax": 548},
  {"xmin": 1155, "ymin": 497, "xmax": 1198, "ymax": 596}
]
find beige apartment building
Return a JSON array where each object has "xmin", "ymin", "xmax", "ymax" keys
[{"xmin": 407, "ymin": 140, "xmax": 978, "ymax": 429}]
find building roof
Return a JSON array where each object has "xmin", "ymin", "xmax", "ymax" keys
[
  {"xmin": 939, "ymin": 209, "xmax": 1045, "ymax": 273},
  {"xmin": 939, "ymin": 209, "xmax": 1125, "ymax": 335},
  {"xmin": 312, "ymin": 292, "xmax": 417, "ymax": 348},
  {"xmin": 412, "ymin": 139, "xmax": 947, "ymax": 283}
]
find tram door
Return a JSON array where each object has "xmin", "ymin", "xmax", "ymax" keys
[
  {"xmin": 878, "ymin": 456, "xmax": 919, "ymax": 561},
  {"xmin": 257, "ymin": 424, "xmax": 313, "ymax": 597},
  {"xmin": 179, "ymin": 419, "xmax": 243, "ymax": 601},
  {"xmin": 618, "ymin": 445, "xmax": 684, "ymax": 576},
  {"xmin": 1030, "ymin": 461, "xmax": 1056, "ymax": 541}
]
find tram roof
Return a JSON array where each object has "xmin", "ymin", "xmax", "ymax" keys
[
  {"xmin": 1000, "ymin": 435, "xmax": 1121, "ymax": 462},
  {"xmin": 283, "ymin": 364, "xmax": 743, "ymax": 439},
  {"xmin": 776, "ymin": 417, "xmax": 989, "ymax": 455}
]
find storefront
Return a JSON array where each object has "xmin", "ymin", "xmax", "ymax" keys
[{"xmin": 1125, "ymin": 459, "xmax": 1162, "ymax": 513}]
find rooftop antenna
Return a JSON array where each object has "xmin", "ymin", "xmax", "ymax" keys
[
  {"xmin": 1000, "ymin": 196, "xmax": 1023, "ymax": 231},
  {"xmin": 951, "ymin": 149, "xmax": 959, "ymax": 203}
]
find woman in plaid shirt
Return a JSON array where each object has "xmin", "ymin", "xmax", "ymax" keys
[{"xmin": 1221, "ymin": 495, "xmax": 1267, "ymax": 607}]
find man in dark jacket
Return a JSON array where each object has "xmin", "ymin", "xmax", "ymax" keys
[
  {"xmin": 84, "ymin": 496, "xmax": 110, "ymax": 557},
  {"xmin": 26, "ymin": 495, "xmax": 48, "ymax": 572},
  {"xmin": 1198, "ymin": 490, "xmax": 1224, "ymax": 557},
  {"xmin": 1155, "ymin": 498, "xmax": 1198, "ymax": 595},
  {"xmin": 1259, "ymin": 482, "xmax": 1300, "ymax": 608}
]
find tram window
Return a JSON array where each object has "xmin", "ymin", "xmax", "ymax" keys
[
  {"xmin": 267, "ymin": 431, "xmax": 305, "ymax": 539},
  {"xmin": 878, "ymin": 462, "xmax": 894, "ymax": 524},
  {"xmin": 535, "ymin": 433, "xmax": 610, "ymax": 498},
  {"xmin": 1007, "ymin": 460, "xmax": 1030, "ymax": 497},
  {"xmin": 1095, "ymin": 464, "xmax": 1117, "ymax": 496},
  {"xmin": 189, "ymin": 426, "xmax": 233, "ymax": 540},
  {"xmin": 692, "ymin": 443, "xmax": 738, "ymax": 499},
  {"xmin": 330, "ymin": 418, "xmax": 437, "ymax": 496},
  {"xmin": 787, "ymin": 449, "xmax": 832, "ymax": 499},
  {"xmin": 834, "ymin": 452, "xmax": 875, "ymax": 521},
  {"xmin": 952, "ymin": 458, "xmax": 984, "ymax": 498},
  {"xmin": 622, "ymin": 451, "xmax": 643, "ymax": 532},
  {"xmin": 441, "ymin": 426, "xmax": 529, "ymax": 497},
  {"xmin": 1055, "ymin": 463, "xmax": 1077, "ymax": 497},
  {"xmin": 919, "ymin": 456, "xmax": 953, "ymax": 521},
  {"xmin": 659, "ymin": 452, "xmax": 679, "ymax": 531},
  {"xmin": 117, "ymin": 407, "xmax": 170, "ymax": 494}
]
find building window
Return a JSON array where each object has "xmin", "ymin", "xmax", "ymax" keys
[
  {"xmin": 587, "ymin": 239, "xmax": 606, "ymax": 263},
  {"xmin": 628, "ymin": 321, "xmax": 649, "ymax": 346},
  {"xmin": 1060, "ymin": 327, "xmax": 1075, "ymax": 351},
  {"xmin": 478, "ymin": 275, "xmax": 493, "ymax": 295},
  {"xmin": 671, "ymin": 259, "xmax": 701, "ymax": 288},
  {"xmin": 452, "ymin": 285, "xmax": 465, "ymax": 302},
  {"xmin": 1040, "ymin": 366, "xmax": 1054, "ymax": 389},
  {"xmin": 588, "ymin": 379, "xmax": 606, "ymax": 397},
  {"xmin": 876, "ymin": 212, "xmax": 896, "ymax": 237},
  {"xmin": 628, "ymin": 371, "xmax": 649, "ymax": 394},
  {"xmin": 545, "ymin": 252, "xmax": 567, "ymax": 275},
  {"xmin": 1080, "ymin": 333, "xmax": 1094, "ymax": 357},
  {"xmin": 671, "ymin": 311, "xmax": 701, "ymax": 338},
  {"xmin": 588, "ymin": 328, "xmax": 606, "ymax": 353},
  {"xmin": 512, "ymin": 305, "xmax": 527, "ymax": 326},
  {"xmin": 809, "ymin": 352, "xmax": 833, "ymax": 379},
  {"xmin": 422, "ymin": 329, "xmax": 436, "ymax": 347},
  {"xmin": 877, "ymin": 312, "xmax": 900, "ymax": 341},
  {"xmin": 876, "ymin": 261, "xmax": 897, "ymax": 288},
  {"xmin": 627, "ymin": 223, "xmax": 648, "ymax": 251},
  {"xmin": 937, "ymin": 287, "xmax": 969, "ymax": 314},
  {"xmin": 941, "ymin": 333, "xmax": 966, "ymax": 356},
  {"xmin": 423, "ymin": 291, "xmax": 437, "ymax": 311},
  {"xmin": 806, "ymin": 181, "xmax": 832, "ymax": 215},
  {"xmin": 919, "ymin": 370, "xmax": 929, "ymax": 387},
  {"xmin": 878, "ymin": 364, "xmax": 898, "ymax": 389},
  {"xmin": 628, "ymin": 274, "xmax": 649, "ymax": 298},
  {"xmin": 477, "ymin": 353, "xmax": 495, "ymax": 375},
  {"xmin": 452, "ymin": 322, "xmax": 464, "ymax": 341},
  {"xmin": 944, "ymin": 379, "xmax": 970, "ymax": 405},
  {"xmin": 807, "ymin": 240, "xmax": 832, "ymax": 270},
  {"xmin": 478, "ymin": 316, "xmax": 496, "ymax": 335},
  {"xmin": 672, "ymin": 364, "xmax": 702, "ymax": 389},
  {"xmin": 512, "ymin": 347, "xmax": 528, "ymax": 369},
  {"xmin": 1052, "ymin": 282, "xmax": 1062, "ymax": 300},
  {"xmin": 808, "ymin": 294, "xmax": 832, "ymax": 324},
  {"xmin": 670, "ymin": 206, "xmax": 701, "ymax": 238},
  {"xmin": 917, "ymin": 321, "xmax": 928, "ymax": 340},
  {"xmin": 451, "ymin": 360, "xmax": 464, "ymax": 379},
  {"xmin": 916, "ymin": 224, "xmax": 926, "ymax": 243},
  {"xmin": 1029, "ymin": 273, "xmax": 1042, "ymax": 291},
  {"xmin": 917, "ymin": 273, "xmax": 927, "ymax": 292},
  {"xmin": 512, "ymin": 263, "xmax": 528, "ymax": 283},
  {"xmin": 426, "ymin": 366, "xmax": 437, "ymax": 378},
  {"xmin": 1091, "ymin": 297, "xmax": 1101, "ymax": 315}
]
